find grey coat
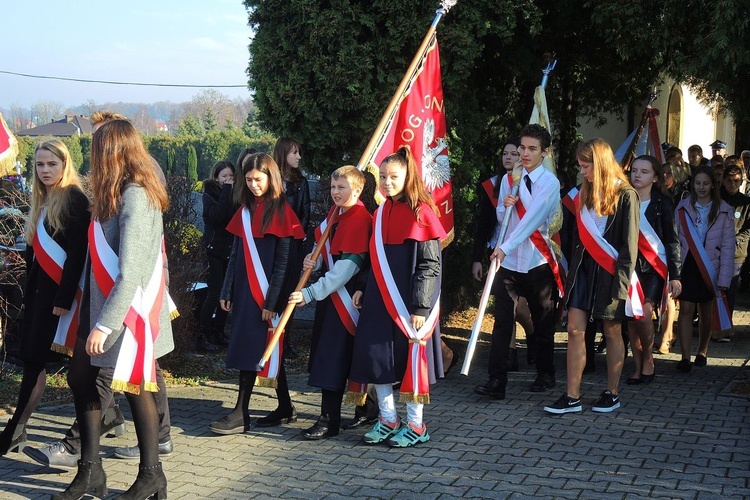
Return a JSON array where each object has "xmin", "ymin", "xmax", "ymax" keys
[{"xmin": 90, "ymin": 185, "xmax": 174, "ymax": 368}]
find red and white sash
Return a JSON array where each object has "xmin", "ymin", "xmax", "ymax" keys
[
  {"xmin": 639, "ymin": 210, "xmax": 670, "ymax": 323},
  {"xmin": 371, "ymin": 205, "xmax": 440, "ymax": 404},
  {"xmin": 505, "ymin": 175, "xmax": 565, "ymax": 296},
  {"xmin": 317, "ymin": 214, "xmax": 360, "ymax": 335},
  {"xmin": 317, "ymin": 213, "xmax": 368, "ymax": 403},
  {"xmin": 677, "ymin": 209, "xmax": 732, "ymax": 332},
  {"xmin": 32, "ymin": 208, "xmax": 83, "ymax": 356},
  {"xmin": 576, "ymin": 202, "xmax": 645, "ymax": 318},
  {"xmin": 481, "ymin": 177, "xmax": 499, "ymax": 208},
  {"xmin": 235, "ymin": 207, "xmax": 284, "ymax": 386},
  {"xmin": 89, "ymin": 220, "xmax": 165, "ymax": 394}
]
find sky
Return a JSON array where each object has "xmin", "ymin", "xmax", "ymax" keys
[{"xmin": 1, "ymin": 1, "xmax": 253, "ymax": 108}]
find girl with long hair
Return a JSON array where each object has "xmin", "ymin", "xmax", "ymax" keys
[
  {"xmin": 198, "ymin": 160, "xmax": 235, "ymax": 351},
  {"xmin": 545, "ymin": 138, "xmax": 639, "ymax": 415},
  {"xmin": 209, "ymin": 153, "xmax": 304, "ymax": 435},
  {"xmin": 627, "ymin": 155, "xmax": 682, "ymax": 384},
  {"xmin": 349, "ymin": 146, "xmax": 445, "ymax": 448},
  {"xmin": 674, "ymin": 166, "xmax": 735, "ymax": 371},
  {"xmin": 0, "ymin": 141, "xmax": 89, "ymax": 456},
  {"xmin": 54, "ymin": 120, "xmax": 172, "ymax": 499}
]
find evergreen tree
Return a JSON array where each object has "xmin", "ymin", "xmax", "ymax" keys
[{"xmin": 186, "ymin": 145, "xmax": 198, "ymax": 185}]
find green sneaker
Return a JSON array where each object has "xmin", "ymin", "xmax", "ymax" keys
[
  {"xmin": 387, "ymin": 422, "xmax": 430, "ymax": 448},
  {"xmin": 362, "ymin": 417, "xmax": 401, "ymax": 444}
]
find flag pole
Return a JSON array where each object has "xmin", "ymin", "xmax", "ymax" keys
[
  {"xmin": 259, "ymin": 1, "xmax": 458, "ymax": 369},
  {"xmin": 461, "ymin": 59, "xmax": 556, "ymax": 376},
  {"xmin": 620, "ymin": 91, "xmax": 658, "ymax": 172}
]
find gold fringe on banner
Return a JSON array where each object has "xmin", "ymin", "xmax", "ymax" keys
[
  {"xmin": 344, "ymin": 391, "xmax": 367, "ymax": 407},
  {"xmin": 255, "ymin": 377, "xmax": 278, "ymax": 389},
  {"xmin": 398, "ymin": 392, "xmax": 431, "ymax": 405},
  {"xmin": 169, "ymin": 309, "xmax": 180, "ymax": 320},
  {"xmin": 143, "ymin": 382, "xmax": 159, "ymax": 392},
  {"xmin": 50, "ymin": 343, "xmax": 73, "ymax": 357}
]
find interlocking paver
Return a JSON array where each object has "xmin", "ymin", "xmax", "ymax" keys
[{"xmin": 3, "ymin": 299, "xmax": 750, "ymax": 499}]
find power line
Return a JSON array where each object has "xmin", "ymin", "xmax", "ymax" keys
[{"xmin": 0, "ymin": 70, "xmax": 247, "ymax": 88}]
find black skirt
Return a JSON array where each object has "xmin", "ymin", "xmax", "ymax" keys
[
  {"xmin": 567, "ymin": 252, "xmax": 627, "ymax": 321},
  {"xmin": 636, "ymin": 270, "xmax": 666, "ymax": 305},
  {"xmin": 678, "ymin": 253, "xmax": 714, "ymax": 303}
]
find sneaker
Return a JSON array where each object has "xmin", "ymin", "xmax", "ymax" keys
[
  {"xmin": 362, "ymin": 417, "xmax": 401, "ymax": 445},
  {"xmin": 387, "ymin": 422, "xmax": 430, "ymax": 448},
  {"xmin": 591, "ymin": 390, "xmax": 620, "ymax": 413},
  {"xmin": 543, "ymin": 393, "xmax": 582, "ymax": 414}
]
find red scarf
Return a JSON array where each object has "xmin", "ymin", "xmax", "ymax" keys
[
  {"xmin": 32, "ymin": 208, "xmax": 83, "ymax": 356},
  {"xmin": 505, "ymin": 174, "xmax": 564, "ymax": 296},
  {"xmin": 677, "ymin": 208, "xmax": 732, "ymax": 332},
  {"xmin": 574, "ymin": 196, "xmax": 645, "ymax": 319},
  {"xmin": 89, "ymin": 220, "xmax": 165, "ymax": 394},
  {"xmin": 316, "ymin": 202, "xmax": 372, "ymax": 404},
  {"xmin": 370, "ymin": 199, "xmax": 445, "ymax": 404},
  {"xmin": 225, "ymin": 202, "xmax": 304, "ymax": 386}
]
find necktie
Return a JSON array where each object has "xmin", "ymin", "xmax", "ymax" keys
[{"xmin": 525, "ymin": 175, "xmax": 532, "ymax": 195}]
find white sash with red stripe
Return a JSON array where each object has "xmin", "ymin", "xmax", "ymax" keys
[
  {"xmin": 90, "ymin": 220, "xmax": 165, "ymax": 394},
  {"xmin": 371, "ymin": 205, "xmax": 440, "ymax": 404},
  {"xmin": 677, "ymin": 209, "xmax": 732, "ymax": 332},
  {"xmin": 639, "ymin": 209, "xmax": 670, "ymax": 324},
  {"xmin": 236, "ymin": 207, "xmax": 284, "ymax": 386},
  {"xmin": 317, "ymin": 215, "xmax": 359, "ymax": 335},
  {"xmin": 577, "ymin": 203, "xmax": 645, "ymax": 318},
  {"xmin": 506, "ymin": 175, "xmax": 565, "ymax": 297},
  {"xmin": 317, "ymin": 214, "xmax": 368, "ymax": 404},
  {"xmin": 32, "ymin": 208, "xmax": 83, "ymax": 356}
]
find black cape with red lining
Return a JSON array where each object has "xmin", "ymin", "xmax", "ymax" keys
[
  {"xmin": 308, "ymin": 201, "xmax": 372, "ymax": 391},
  {"xmin": 223, "ymin": 201, "xmax": 304, "ymax": 371},
  {"xmin": 349, "ymin": 198, "xmax": 446, "ymax": 385}
]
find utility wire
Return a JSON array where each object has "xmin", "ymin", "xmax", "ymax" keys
[{"xmin": 0, "ymin": 70, "xmax": 247, "ymax": 88}]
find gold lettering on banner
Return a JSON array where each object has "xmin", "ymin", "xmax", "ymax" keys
[
  {"xmin": 441, "ymin": 199, "xmax": 452, "ymax": 214},
  {"xmin": 423, "ymin": 95, "xmax": 444, "ymax": 112}
]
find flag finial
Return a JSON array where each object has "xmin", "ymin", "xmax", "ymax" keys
[{"xmin": 440, "ymin": 0, "xmax": 458, "ymax": 13}]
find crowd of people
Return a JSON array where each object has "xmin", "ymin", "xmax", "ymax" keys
[{"xmin": 0, "ymin": 111, "xmax": 747, "ymax": 498}]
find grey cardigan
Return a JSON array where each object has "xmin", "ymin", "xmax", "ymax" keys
[{"xmin": 90, "ymin": 184, "xmax": 174, "ymax": 368}]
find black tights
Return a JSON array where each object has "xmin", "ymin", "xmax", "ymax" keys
[
  {"xmin": 68, "ymin": 337, "xmax": 159, "ymax": 466},
  {"xmin": 9, "ymin": 362, "xmax": 47, "ymax": 427},
  {"xmin": 226, "ymin": 370, "xmax": 257, "ymax": 425}
]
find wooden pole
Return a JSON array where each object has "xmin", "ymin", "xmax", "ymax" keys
[{"xmin": 259, "ymin": 2, "xmax": 457, "ymax": 368}]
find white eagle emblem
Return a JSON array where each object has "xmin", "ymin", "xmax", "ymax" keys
[{"xmin": 421, "ymin": 118, "xmax": 450, "ymax": 191}]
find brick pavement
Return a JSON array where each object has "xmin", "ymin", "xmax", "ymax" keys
[{"xmin": 2, "ymin": 307, "xmax": 749, "ymax": 498}]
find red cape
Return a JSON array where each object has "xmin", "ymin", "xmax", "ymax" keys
[
  {"xmin": 226, "ymin": 200, "xmax": 305, "ymax": 239},
  {"xmin": 315, "ymin": 201, "xmax": 372, "ymax": 255},
  {"xmin": 378, "ymin": 198, "xmax": 447, "ymax": 244}
]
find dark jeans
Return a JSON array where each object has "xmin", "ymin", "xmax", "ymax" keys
[
  {"xmin": 490, "ymin": 264, "xmax": 557, "ymax": 385},
  {"xmin": 62, "ymin": 362, "xmax": 171, "ymax": 453},
  {"xmin": 199, "ymin": 254, "xmax": 229, "ymax": 337},
  {"xmin": 728, "ymin": 274, "xmax": 740, "ymax": 314}
]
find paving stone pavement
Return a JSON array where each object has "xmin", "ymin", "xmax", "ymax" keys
[{"xmin": 2, "ymin": 306, "xmax": 750, "ymax": 498}]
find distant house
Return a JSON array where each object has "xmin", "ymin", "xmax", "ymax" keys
[{"xmin": 18, "ymin": 115, "xmax": 93, "ymax": 137}]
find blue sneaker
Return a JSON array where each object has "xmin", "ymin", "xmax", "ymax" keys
[
  {"xmin": 387, "ymin": 422, "xmax": 430, "ymax": 448},
  {"xmin": 363, "ymin": 417, "xmax": 401, "ymax": 444}
]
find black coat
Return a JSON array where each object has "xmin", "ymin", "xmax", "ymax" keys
[
  {"xmin": 202, "ymin": 181, "xmax": 234, "ymax": 259},
  {"xmin": 285, "ymin": 177, "xmax": 311, "ymax": 233},
  {"xmin": 22, "ymin": 189, "xmax": 89, "ymax": 363},
  {"xmin": 638, "ymin": 188, "xmax": 682, "ymax": 279},
  {"xmin": 720, "ymin": 186, "xmax": 750, "ymax": 265},
  {"xmin": 565, "ymin": 185, "xmax": 640, "ymax": 319}
]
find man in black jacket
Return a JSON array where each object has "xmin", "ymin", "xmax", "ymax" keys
[{"xmin": 720, "ymin": 165, "xmax": 750, "ymax": 341}]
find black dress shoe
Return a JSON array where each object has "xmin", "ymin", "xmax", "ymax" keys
[
  {"xmin": 341, "ymin": 415, "xmax": 377, "ymax": 430},
  {"xmin": 256, "ymin": 406, "xmax": 298, "ymax": 427},
  {"xmin": 640, "ymin": 372, "xmax": 655, "ymax": 384},
  {"xmin": 473, "ymin": 378, "xmax": 505, "ymax": 399},
  {"xmin": 114, "ymin": 439, "xmax": 174, "ymax": 460},
  {"xmin": 301, "ymin": 416, "xmax": 340, "ymax": 440},
  {"xmin": 626, "ymin": 377, "xmax": 643, "ymax": 385},
  {"xmin": 101, "ymin": 405, "xmax": 127, "ymax": 437},
  {"xmin": 530, "ymin": 374, "xmax": 556, "ymax": 392}
]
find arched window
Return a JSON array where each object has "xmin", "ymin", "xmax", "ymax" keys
[{"xmin": 667, "ymin": 84, "xmax": 683, "ymax": 147}]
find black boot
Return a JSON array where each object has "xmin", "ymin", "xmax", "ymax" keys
[
  {"xmin": 0, "ymin": 420, "xmax": 27, "ymax": 455},
  {"xmin": 301, "ymin": 415, "xmax": 340, "ymax": 440},
  {"xmin": 51, "ymin": 459, "xmax": 107, "ymax": 500},
  {"xmin": 118, "ymin": 462, "xmax": 167, "ymax": 500}
]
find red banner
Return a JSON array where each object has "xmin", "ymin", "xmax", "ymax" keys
[{"xmin": 373, "ymin": 38, "xmax": 454, "ymax": 243}]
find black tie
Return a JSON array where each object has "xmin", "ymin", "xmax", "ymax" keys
[{"xmin": 525, "ymin": 175, "xmax": 532, "ymax": 195}]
